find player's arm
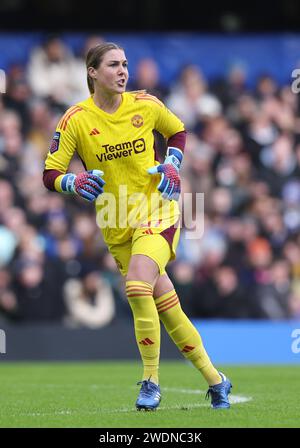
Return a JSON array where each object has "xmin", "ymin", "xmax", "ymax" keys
[
  {"xmin": 43, "ymin": 110, "xmax": 105, "ymax": 202},
  {"xmin": 147, "ymin": 97, "xmax": 187, "ymax": 200}
]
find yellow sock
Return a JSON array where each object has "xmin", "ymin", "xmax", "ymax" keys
[
  {"xmin": 155, "ymin": 289, "xmax": 221, "ymax": 386},
  {"xmin": 126, "ymin": 280, "xmax": 160, "ymax": 385}
]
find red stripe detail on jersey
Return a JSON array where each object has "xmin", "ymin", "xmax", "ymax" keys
[
  {"xmin": 136, "ymin": 96, "xmax": 163, "ymax": 107},
  {"xmin": 135, "ymin": 93, "xmax": 163, "ymax": 107},
  {"xmin": 137, "ymin": 92, "xmax": 162, "ymax": 102},
  {"xmin": 57, "ymin": 118, "xmax": 63, "ymax": 129},
  {"xmin": 57, "ymin": 108, "xmax": 78, "ymax": 129},
  {"xmin": 59, "ymin": 106, "xmax": 82, "ymax": 130},
  {"xmin": 62, "ymin": 107, "xmax": 82, "ymax": 130},
  {"xmin": 58, "ymin": 106, "xmax": 78, "ymax": 130}
]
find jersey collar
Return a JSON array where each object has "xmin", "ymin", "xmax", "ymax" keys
[{"xmin": 87, "ymin": 93, "xmax": 127, "ymax": 117}]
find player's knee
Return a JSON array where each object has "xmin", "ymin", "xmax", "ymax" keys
[
  {"xmin": 126, "ymin": 255, "xmax": 159, "ymax": 284},
  {"xmin": 153, "ymin": 274, "xmax": 174, "ymax": 299}
]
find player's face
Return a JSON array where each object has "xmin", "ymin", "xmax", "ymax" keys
[{"xmin": 95, "ymin": 49, "xmax": 129, "ymax": 95}]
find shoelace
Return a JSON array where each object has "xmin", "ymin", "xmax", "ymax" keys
[
  {"xmin": 205, "ymin": 387, "xmax": 213, "ymax": 401},
  {"xmin": 137, "ymin": 381, "xmax": 157, "ymax": 398},
  {"xmin": 205, "ymin": 385, "xmax": 223, "ymax": 402}
]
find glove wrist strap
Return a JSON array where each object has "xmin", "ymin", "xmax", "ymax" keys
[
  {"xmin": 166, "ymin": 146, "xmax": 183, "ymax": 170},
  {"xmin": 61, "ymin": 173, "xmax": 76, "ymax": 194}
]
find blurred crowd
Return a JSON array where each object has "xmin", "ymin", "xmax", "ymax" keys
[{"xmin": 1, "ymin": 34, "xmax": 300, "ymax": 326}]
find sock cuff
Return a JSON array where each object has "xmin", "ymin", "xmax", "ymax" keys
[
  {"xmin": 125, "ymin": 280, "xmax": 153, "ymax": 296},
  {"xmin": 155, "ymin": 289, "xmax": 180, "ymax": 314},
  {"xmin": 154, "ymin": 288, "xmax": 176, "ymax": 303}
]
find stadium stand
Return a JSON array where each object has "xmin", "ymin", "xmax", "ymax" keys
[{"xmin": 1, "ymin": 33, "xmax": 300, "ymax": 326}]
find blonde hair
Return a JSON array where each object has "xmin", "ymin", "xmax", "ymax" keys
[{"xmin": 86, "ymin": 42, "xmax": 123, "ymax": 94}]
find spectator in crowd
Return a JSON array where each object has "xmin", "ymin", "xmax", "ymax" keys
[
  {"xmin": 258, "ymin": 134, "xmax": 300, "ymax": 197},
  {"xmin": 70, "ymin": 34, "xmax": 106, "ymax": 104},
  {"xmin": 63, "ymin": 270, "xmax": 115, "ymax": 328},
  {"xmin": 288, "ymin": 282, "xmax": 300, "ymax": 318},
  {"xmin": 12, "ymin": 254, "xmax": 66, "ymax": 322},
  {"xmin": 26, "ymin": 98, "xmax": 58, "ymax": 157},
  {"xmin": 211, "ymin": 61, "xmax": 249, "ymax": 123},
  {"xmin": 255, "ymin": 73, "xmax": 278, "ymax": 101},
  {"xmin": 251, "ymin": 258, "xmax": 292, "ymax": 319},
  {"xmin": 129, "ymin": 57, "xmax": 169, "ymax": 101},
  {"xmin": 2, "ymin": 64, "xmax": 32, "ymax": 136},
  {"xmin": 27, "ymin": 35, "xmax": 79, "ymax": 110},
  {"xmin": 0, "ymin": 267, "xmax": 18, "ymax": 322},
  {"xmin": 166, "ymin": 64, "xmax": 222, "ymax": 131},
  {"xmin": 192, "ymin": 264, "xmax": 252, "ymax": 318}
]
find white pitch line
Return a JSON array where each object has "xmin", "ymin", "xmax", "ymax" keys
[
  {"xmin": 163, "ymin": 387, "xmax": 252, "ymax": 405},
  {"xmin": 5, "ymin": 387, "xmax": 252, "ymax": 418}
]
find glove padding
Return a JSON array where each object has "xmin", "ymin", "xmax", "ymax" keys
[
  {"xmin": 74, "ymin": 170, "xmax": 105, "ymax": 202},
  {"xmin": 63, "ymin": 170, "xmax": 105, "ymax": 202},
  {"xmin": 148, "ymin": 148, "xmax": 182, "ymax": 201}
]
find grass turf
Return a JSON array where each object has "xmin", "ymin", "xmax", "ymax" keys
[{"xmin": 0, "ymin": 361, "xmax": 299, "ymax": 428}]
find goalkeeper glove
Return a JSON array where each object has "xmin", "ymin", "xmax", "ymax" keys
[
  {"xmin": 148, "ymin": 147, "xmax": 183, "ymax": 201},
  {"xmin": 60, "ymin": 169, "xmax": 105, "ymax": 202}
]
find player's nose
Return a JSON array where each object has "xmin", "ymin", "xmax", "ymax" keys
[{"xmin": 118, "ymin": 65, "xmax": 127, "ymax": 76}]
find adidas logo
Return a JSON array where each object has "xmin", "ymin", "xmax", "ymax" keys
[
  {"xmin": 139, "ymin": 338, "xmax": 154, "ymax": 345},
  {"xmin": 89, "ymin": 128, "xmax": 100, "ymax": 135},
  {"xmin": 181, "ymin": 345, "xmax": 195, "ymax": 353},
  {"xmin": 142, "ymin": 229, "xmax": 153, "ymax": 235}
]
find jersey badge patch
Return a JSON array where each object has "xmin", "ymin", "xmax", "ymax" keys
[
  {"xmin": 49, "ymin": 132, "xmax": 61, "ymax": 153},
  {"xmin": 131, "ymin": 114, "xmax": 144, "ymax": 128}
]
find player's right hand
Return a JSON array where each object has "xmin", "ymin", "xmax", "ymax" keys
[
  {"xmin": 64, "ymin": 170, "xmax": 105, "ymax": 202},
  {"xmin": 147, "ymin": 147, "xmax": 183, "ymax": 201}
]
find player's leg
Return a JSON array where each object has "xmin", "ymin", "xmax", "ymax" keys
[
  {"xmin": 108, "ymin": 237, "xmax": 162, "ymax": 410},
  {"xmin": 153, "ymin": 273, "xmax": 221, "ymax": 384},
  {"xmin": 125, "ymin": 229, "xmax": 178, "ymax": 410},
  {"xmin": 126, "ymin": 253, "xmax": 161, "ymax": 410},
  {"xmin": 154, "ymin": 273, "xmax": 232, "ymax": 408},
  {"xmin": 126, "ymin": 254, "xmax": 160, "ymax": 385}
]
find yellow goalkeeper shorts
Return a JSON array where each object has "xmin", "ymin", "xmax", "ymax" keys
[{"xmin": 108, "ymin": 222, "xmax": 180, "ymax": 276}]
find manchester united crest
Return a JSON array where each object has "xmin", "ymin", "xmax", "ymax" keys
[{"xmin": 131, "ymin": 114, "xmax": 144, "ymax": 128}]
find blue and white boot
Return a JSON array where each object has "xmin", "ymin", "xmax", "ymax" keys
[
  {"xmin": 136, "ymin": 380, "xmax": 161, "ymax": 411},
  {"xmin": 205, "ymin": 372, "xmax": 232, "ymax": 409}
]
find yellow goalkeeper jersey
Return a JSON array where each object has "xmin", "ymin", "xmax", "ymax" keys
[{"xmin": 44, "ymin": 91, "xmax": 185, "ymax": 245}]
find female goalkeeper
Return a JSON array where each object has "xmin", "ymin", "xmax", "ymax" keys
[{"xmin": 43, "ymin": 42, "xmax": 232, "ymax": 410}]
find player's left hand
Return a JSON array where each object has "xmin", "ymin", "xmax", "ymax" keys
[{"xmin": 148, "ymin": 147, "xmax": 183, "ymax": 201}]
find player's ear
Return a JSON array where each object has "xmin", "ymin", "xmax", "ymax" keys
[{"xmin": 88, "ymin": 67, "xmax": 97, "ymax": 80}]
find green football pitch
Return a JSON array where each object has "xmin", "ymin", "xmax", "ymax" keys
[{"xmin": 0, "ymin": 361, "xmax": 299, "ymax": 428}]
